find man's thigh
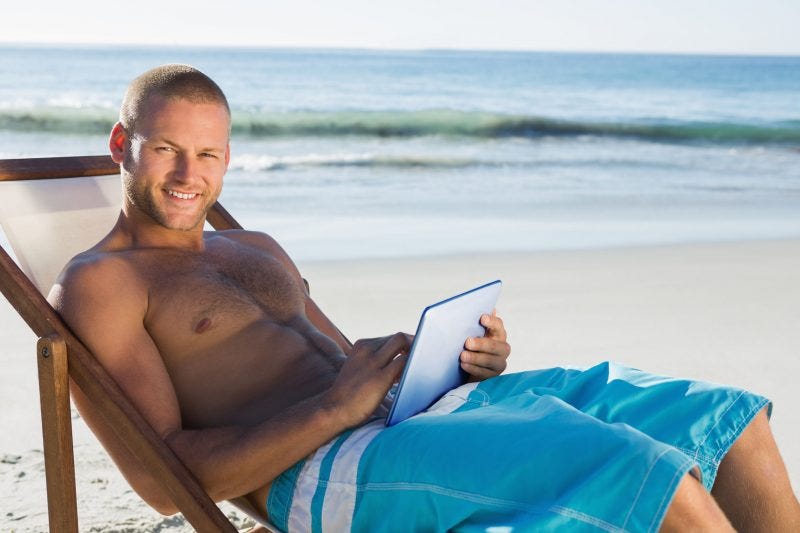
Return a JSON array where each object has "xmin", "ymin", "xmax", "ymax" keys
[
  {"xmin": 354, "ymin": 381, "xmax": 692, "ymax": 531},
  {"xmin": 472, "ymin": 362, "xmax": 770, "ymax": 488}
]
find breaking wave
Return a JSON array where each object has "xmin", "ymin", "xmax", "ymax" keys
[{"xmin": 1, "ymin": 106, "xmax": 799, "ymax": 145}]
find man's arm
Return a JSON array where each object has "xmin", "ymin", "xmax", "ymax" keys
[{"xmin": 50, "ymin": 254, "xmax": 406, "ymax": 514}]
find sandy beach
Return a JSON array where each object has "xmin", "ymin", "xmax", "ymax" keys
[{"xmin": 1, "ymin": 239, "xmax": 798, "ymax": 531}]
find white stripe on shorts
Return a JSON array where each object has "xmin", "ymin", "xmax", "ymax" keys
[
  {"xmin": 290, "ymin": 381, "xmax": 478, "ymax": 531},
  {"xmin": 287, "ymin": 439, "xmax": 337, "ymax": 532}
]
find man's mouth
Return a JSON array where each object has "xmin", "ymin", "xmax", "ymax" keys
[{"xmin": 167, "ymin": 189, "xmax": 198, "ymax": 200}]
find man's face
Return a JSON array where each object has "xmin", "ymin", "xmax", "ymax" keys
[{"xmin": 119, "ymin": 95, "xmax": 230, "ymax": 232}]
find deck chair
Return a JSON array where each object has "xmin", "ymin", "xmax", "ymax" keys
[{"xmin": 0, "ymin": 155, "xmax": 277, "ymax": 532}]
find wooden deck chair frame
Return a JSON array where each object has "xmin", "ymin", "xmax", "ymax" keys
[{"xmin": 0, "ymin": 155, "xmax": 269, "ymax": 532}]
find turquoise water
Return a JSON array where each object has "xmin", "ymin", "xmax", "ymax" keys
[{"xmin": 1, "ymin": 45, "xmax": 799, "ymax": 259}]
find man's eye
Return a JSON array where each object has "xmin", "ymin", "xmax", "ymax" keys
[
  {"xmin": 156, "ymin": 146, "xmax": 174, "ymax": 152},
  {"xmin": 200, "ymin": 153, "xmax": 218, "ymax": 159}
]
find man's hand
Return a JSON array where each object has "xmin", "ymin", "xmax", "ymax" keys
[
  {"xmin": 460, "ymin": 311, "xmax": 511, "ymax": 381},
  {"xmin": 323, "ymin": 333, "xmax": 411, "ymax": 427}
]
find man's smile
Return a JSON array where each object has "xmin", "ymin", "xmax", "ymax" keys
[{"xmin": 166, "ymin": 189, "xmax": 199, "ymax": 200}]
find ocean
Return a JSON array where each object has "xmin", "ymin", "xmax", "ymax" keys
[{"xmin": 1, "ymin": 45, "xmax": 799, "ymax": 260}]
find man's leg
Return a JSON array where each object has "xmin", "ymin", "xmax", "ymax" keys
[
  {"xmin": 711, "ymin": 408, "xmax": 800, "ymax": 532},
  {"xmin": 661, "ymin": 473, "xmax": 733, "ymax": 532}
]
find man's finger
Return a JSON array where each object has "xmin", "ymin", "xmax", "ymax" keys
[
  {"xmin": 460, "ymin": 361, "xmax": 498, "ymax": 380},
  {"xmin": 374, "ymin": 332, "xmax": 413, "ymax": 365},
  {"xmin": 464, "ymin": 336, "xmax": 511, "ymax": 358},
  {"xmin": 386, "ymin": 352, "xmax": 408, "ymax": 383},
  {"xmin": 351, "ymin": 336, "xmax": 386, "ymax": 355},
  {"xmin": 352, "ymin": 333, "xmax": 413, "ymax": 357},
  {"xmin": 480, "ymin": 313, "xmax": 506, "ymax": 341},
  {"xmin": 460, "ymin": 350, "xmax": 507, "ymax": 373}
]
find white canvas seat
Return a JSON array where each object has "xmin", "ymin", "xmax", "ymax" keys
[{"xmin": 0, "ymin": 173, "xmax": 122, "ymax": 295}]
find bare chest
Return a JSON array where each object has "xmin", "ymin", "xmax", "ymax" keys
[{"xmin": 142, "ymin": 249, "xmax": 306, "ymax": 358}]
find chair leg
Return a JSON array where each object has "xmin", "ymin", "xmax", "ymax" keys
[{"xmin": 37, "ymin": 334, "xmax": 78, "ymax": 533}]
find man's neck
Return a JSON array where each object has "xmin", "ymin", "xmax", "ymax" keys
[{"xmin": 112, "ymin": 209, "xmax": 207, "ymax": 252}]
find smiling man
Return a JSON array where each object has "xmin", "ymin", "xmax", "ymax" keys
[
  {"xmin": 49, "ymin": 65, "xmax": 799, "ymax": 532},
  {"xmin": 114, "ymin": 76, "xmax": 230, "ymax": 233}
]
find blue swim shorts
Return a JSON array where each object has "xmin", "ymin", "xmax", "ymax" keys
[{"xmin": 266, "ymin": 361, "xmax": 770, "ymax": 532}]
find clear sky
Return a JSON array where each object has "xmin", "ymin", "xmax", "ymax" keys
[{"xmin": 1, "ymin": 0, "xmax": 798, "ymax": 56}]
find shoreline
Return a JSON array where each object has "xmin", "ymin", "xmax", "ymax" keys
[
  {"xmin": 1, "ymin": 238, "xmax": 798, "ymax": 530},
  {"xmin": 296, "ymin": 236, "xmax": 800, "ymax": 267}
]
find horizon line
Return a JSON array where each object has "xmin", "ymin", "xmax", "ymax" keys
[{"xmin": 1, "ymin": 40, "xmax": 799, "ymax": 59}]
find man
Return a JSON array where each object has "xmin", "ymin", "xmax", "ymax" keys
[{"xmin": 50, "ymin": 65, "xmax": 799, "ymax": 531}]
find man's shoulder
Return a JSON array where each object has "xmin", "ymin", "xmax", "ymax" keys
[
  {"xmin": 63, "ymin": 246, "xmax": 138, "ymax": 277},
  {"xmin": 53, "ymin": 247, "xmax": 145, "ymax": 306},
  {"xmin": 209, "ymin": 229, "xmax": 295, "ymax": 264},
  {"xmin": 209, "ymin": 229, "xmax": 304, "ymax": 284},
  {"xmin": 211, "ymin": 228, "xmax": 284, "ymax": 251}
]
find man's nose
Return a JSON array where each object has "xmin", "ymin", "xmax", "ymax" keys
[{"xmin": 173, "ymin": 153, "xmax": 196, "ymax": 182}]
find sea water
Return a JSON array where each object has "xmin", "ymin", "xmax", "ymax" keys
[{"xmin": 1, "ymin": 45, "xmax": 798, "ymax": 259}]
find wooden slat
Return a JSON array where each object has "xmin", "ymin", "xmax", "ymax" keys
[
  {"xmin": 208, "ymin": 202, "xmax": 244, "ymax": 231},
  {"xmin": 0, "ymin": 245, "xmax": 237, "ymax": 532},
  {"xmin": 37, "ymin": 334, "xmax": 79, "ymax": 533},
  {"xmin": 0, "ymin": 155, "xmax": 118, "ymax": 181}
]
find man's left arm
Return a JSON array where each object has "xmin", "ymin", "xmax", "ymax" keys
[{"xmin": 460, "ymin": 311, "xmax": 511, "ymax": 381}]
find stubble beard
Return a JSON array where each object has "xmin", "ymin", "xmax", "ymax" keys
[{"xmin": 122, "ymin": 170, "xmax": 208, "ymax": 232}]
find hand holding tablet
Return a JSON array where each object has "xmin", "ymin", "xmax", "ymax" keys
[{"xmin": 385, "ymin": 280, "xmax": 502, "ymax": 426}]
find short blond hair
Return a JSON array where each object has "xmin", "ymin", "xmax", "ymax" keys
[{"xmin": 120, "ymin": 64, "xmax": 230, "ymax": 134}]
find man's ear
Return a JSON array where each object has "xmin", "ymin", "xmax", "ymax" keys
[
  {"xmin": 109, "ymin": 122, "xmax": 127, "ymax": 163},
  {"xmin": 224, "ymin": 142, "xmax": 231, "ymax": 168}
]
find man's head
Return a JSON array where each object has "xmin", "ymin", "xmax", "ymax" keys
[
  {"xmin": 111, "ymin": 65, "xmax": 231, "ymax": 234},
  {"xmin": 119, "ymin": 64, "xmax": 231, "ymax": 137}
]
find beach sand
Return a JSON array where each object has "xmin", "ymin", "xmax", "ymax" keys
[{"xmin": 1, "ymin": 239, "xmax": 798, "ymax": 531}]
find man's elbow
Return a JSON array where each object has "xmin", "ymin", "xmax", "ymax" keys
[
  {"xmin": 147, "ymin": 496, "xmax": 179, "ymax": 517},
  {"xmin": 127, "ymin": 473, "xmax": 180, "ymax": 515}
]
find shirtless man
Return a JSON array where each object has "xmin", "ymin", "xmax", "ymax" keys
[{"xmin": 50, "ymin": 65, "xmax": 799, "ymax": 531}]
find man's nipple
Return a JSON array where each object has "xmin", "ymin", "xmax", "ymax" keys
[{"xmin": 194, "ymin": 317, "xmax": 212, "ymax": 334}]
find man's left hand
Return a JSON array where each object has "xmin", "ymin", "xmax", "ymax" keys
[{"xmin": 460, "ymin": 311, "xmax": 511, "ymax": 381}]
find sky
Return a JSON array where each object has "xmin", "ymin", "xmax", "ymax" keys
[{"xmin": 1, "ymin": 0, "xmax": 798, "ymax": 56}]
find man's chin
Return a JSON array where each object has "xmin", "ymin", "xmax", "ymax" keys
[
  {"xmin": 165, "ymin": 220, "xmax": 205, "ymax": 232},
  {"xmin": 154, "ymin": 213, "xmax": 206, "ymax": 232},
  {"xmin": 155, "ymin": 207, "xmax": 209, "ymax": 232}
]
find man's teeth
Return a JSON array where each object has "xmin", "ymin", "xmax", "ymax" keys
[{"xmin": 168, "ymin": 190, "xmax": 197, "ymax": 200}]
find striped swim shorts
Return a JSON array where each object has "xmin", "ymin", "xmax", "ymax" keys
[{"xmin": 267, "ymin": 361, "xmax": 769, "ymax": 532}]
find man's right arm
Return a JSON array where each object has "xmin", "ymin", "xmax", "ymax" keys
[{"xmin": 50, "ymin": 256, "xmax": 408, "ymax": 514}]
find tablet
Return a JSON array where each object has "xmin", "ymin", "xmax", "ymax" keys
[{"xmin": 385, "ymin": 280, "xmax": 502, "ymax": 426}]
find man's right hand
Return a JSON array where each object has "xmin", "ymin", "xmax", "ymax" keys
[{"xmin": 323, "ymin": 333, "xmax": 411, "ymax": 427}]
